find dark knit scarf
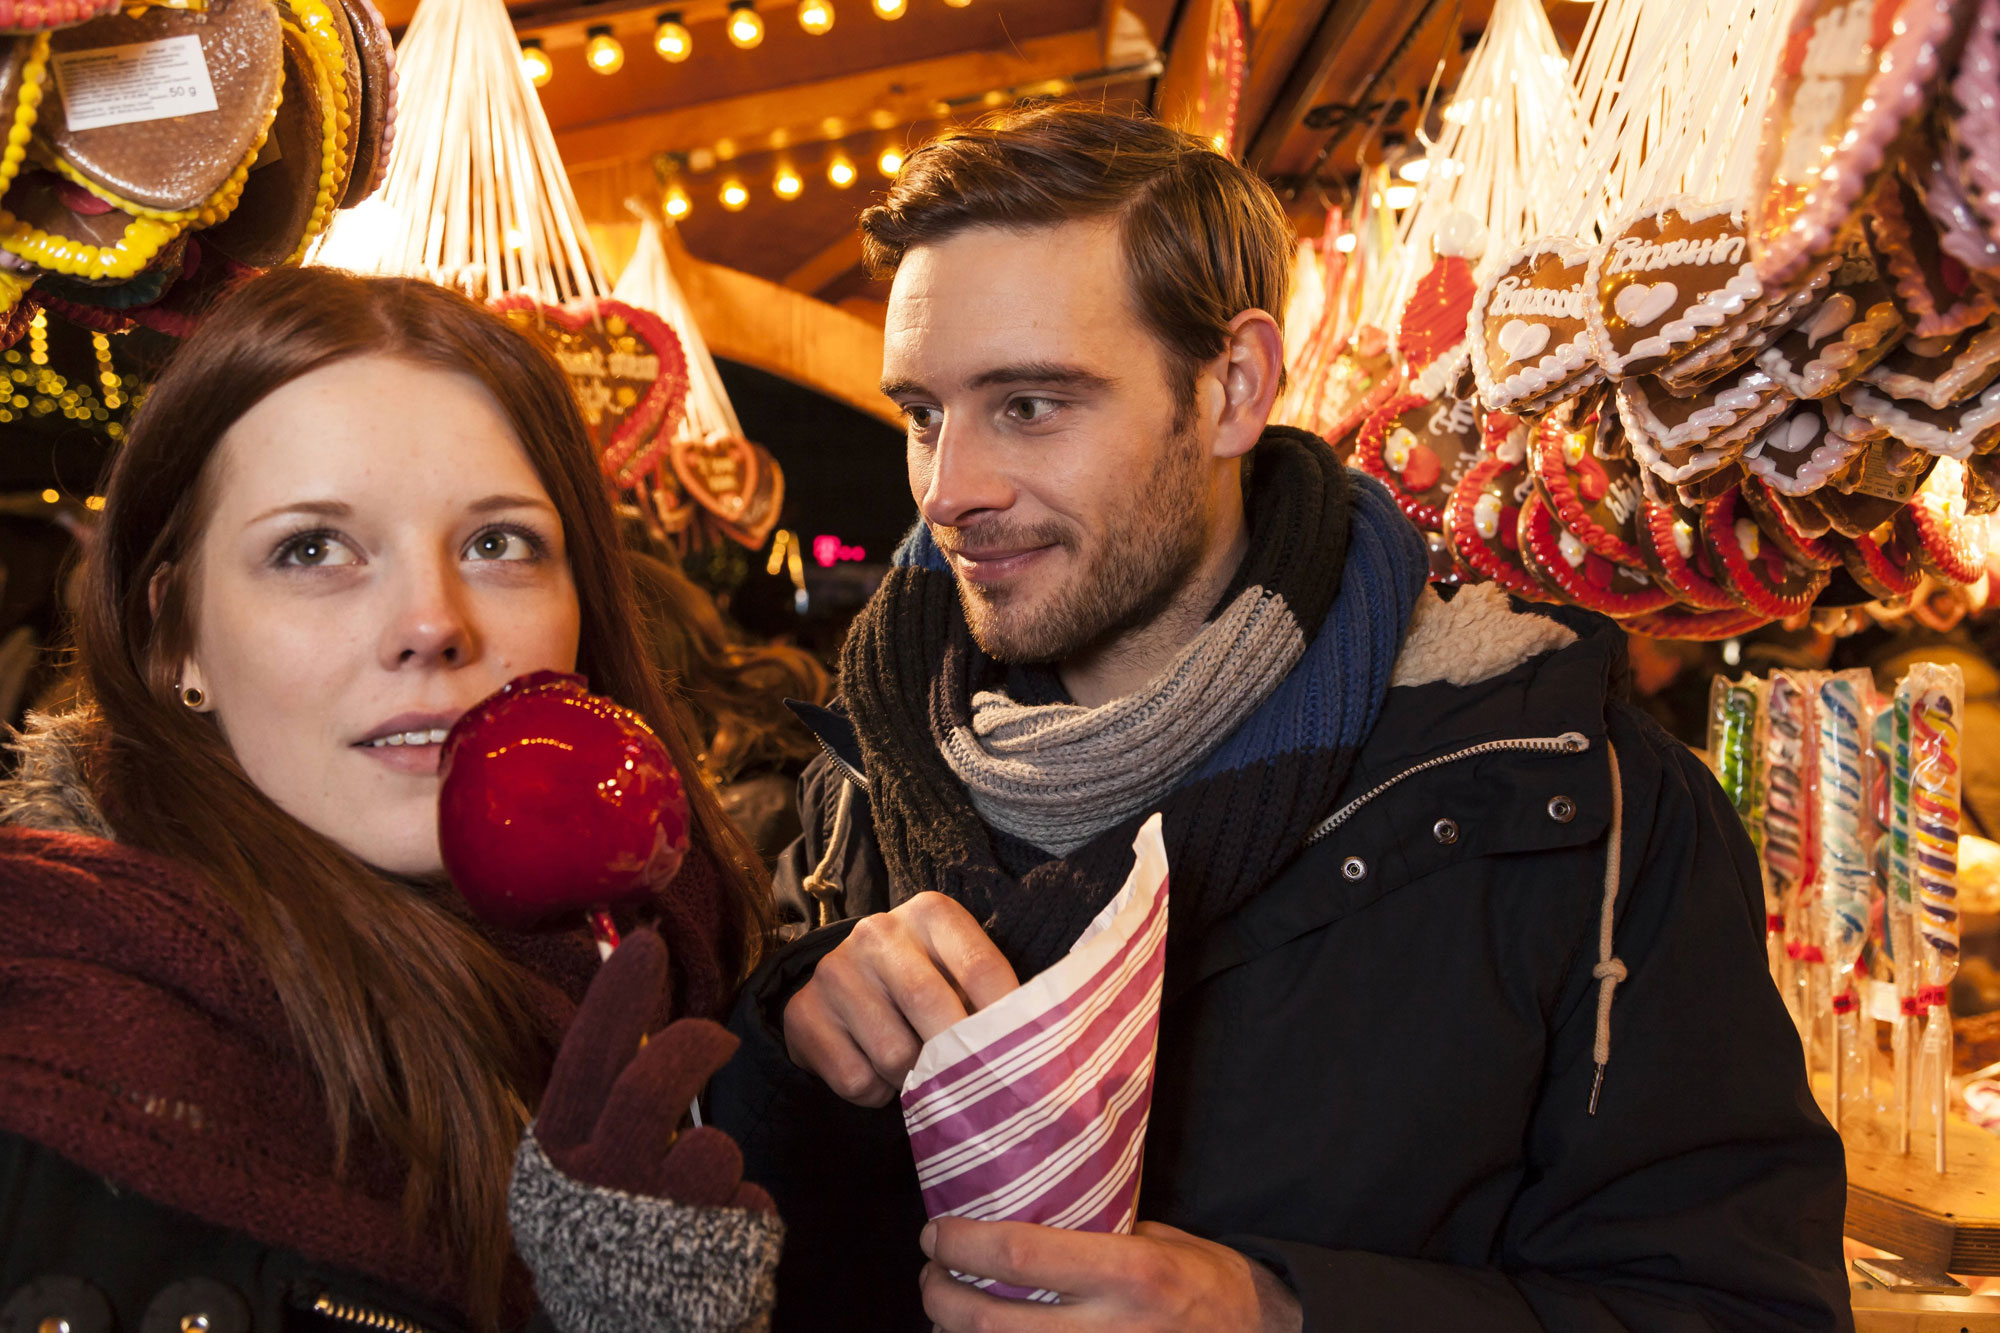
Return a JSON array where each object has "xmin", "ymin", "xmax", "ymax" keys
[
  {"xmin": 0, "ymin": 806, "xmax": 733, "ymax": 1320},
  {"xmin": 839, "ymin": 427, "xmax": 1430, "ymax": 981}
]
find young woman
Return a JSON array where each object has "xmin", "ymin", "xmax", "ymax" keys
[{"xmin": 0, "ymin": 269, "xmax": 780, "ymax": 1332}]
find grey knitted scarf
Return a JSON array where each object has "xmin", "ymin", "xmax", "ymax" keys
[{"xmin": 939, "ymin": 584, "xmax": 1306, "ymax": 855}]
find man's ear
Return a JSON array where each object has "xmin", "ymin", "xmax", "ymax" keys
[{"xmin": 1210, "ymin": 309, "xmax": 1285, "ymax": 462}]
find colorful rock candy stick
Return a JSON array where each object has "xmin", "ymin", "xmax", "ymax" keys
[
  {"xmin": 1710, "ymin": 675, "xmax": 1779, "ymax": 977},
  {"xmin": 1901, "ymin": 664, "xmax": 1965, "ymax": 1172},
  {"xmin": 1765, "ymin": 671, "xmax": 1819, "ymax": 1043},
  {"xmin": 1874, "ymin": 701, "xmax": 1919, "ymax": 1153},
  {"xmin": 1815, "ymin": 671, "xmax": 1873, "ymax": 1128}
]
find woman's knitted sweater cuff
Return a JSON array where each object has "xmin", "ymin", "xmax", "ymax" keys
[{"xmin": 509, "ymin": 1131, "xmax": 783, "ymax": 1333}]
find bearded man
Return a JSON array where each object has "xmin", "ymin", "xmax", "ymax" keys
[{"xmin": 707, "ymin": 106, "xmax": 1850, "ymax": 1332}]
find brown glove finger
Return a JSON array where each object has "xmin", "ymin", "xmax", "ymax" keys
[
  {"xmin": 729, "ymin": 1180, "xmax": 778, "ymax": 1218},
  {"xmin": 537, "ymin": 929, "xmax": 669, "ymax": 1154},
  {"xmin": 582, "ymin": 1019, "xmax": 739, "ymax": 1178},
  {"xmin": 649, "ymin": 1125, "xmax": 747, "ymax": 1206}
]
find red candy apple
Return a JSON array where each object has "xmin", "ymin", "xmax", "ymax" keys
[{"xmin": 438, "ymin": 672, "xmax": 689, "ymax": 939}]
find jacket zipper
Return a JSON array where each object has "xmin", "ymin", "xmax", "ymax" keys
[
  {"xmin": 810, "ymin": 728, "xmax": 869, "ymax": 791},
  {"xmin": 1305, "ymin": 731, "xmax": 1591, "ymax": 846},
  {"xmin": 306, "ymin": 1292, "xmax": 438, "ymax": 1333}
]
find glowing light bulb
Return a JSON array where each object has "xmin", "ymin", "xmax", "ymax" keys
[
  {"xmin": 942, "ymin": 0, "xmax": 970, "ymax": 7},
  {"xmin": 727, "ymin": 0, "xmax": 764, "ymax": 46},
  {"xmin": 518, "ymin": 39, "xmax": 552, "ymax": 86},
  {"xmin": 773, "ymin": 166, "xmax": 803, "ymax": 199},
  {"xmin": 653, "ymin": 12, "xmax": 691, "ymax": 60},
  {"xmin": 1398, "ymin": 157, "xmax": 1428, "ymax": 183},
  {"xmin": 1385, "ymin": 183, "xmax": 1417, "ymax": 209},
  {"xmin": 504, "ymin": 225, "xmax": 528, "ymax": 250},
  {"xmin": 872, "ymin": 0, "xmax": 905, "ymax": 17},
  {"xmin": 720, "ymin": 179, "xmax": 750, "ymax": 211},
  {"xmin": 878, "ymin": 146, "xmax": 903, "ymax": 175},
  {"xmin": 826, "ymin": 154, "xmax": 856, "ymax": 187},
  {"xmin": 1334, "ymin": 232, "xmax": 1358, "ymax": 253},
  {"xmin": 39, "ymin": 488, "xmax": 55, "ymax": 504},
  {"xmin": 665, "ymin": 185, "xmax": 691, "ymax": 219},
  {"xmin": 584, "ymin": 26, "xmax": 623, "ymax": 74},
  {"xmin": 799, "ymin": 0, "xmax": 833, "ymax": 33}
]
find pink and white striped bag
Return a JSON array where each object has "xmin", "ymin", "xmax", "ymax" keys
[{"xmin": 899, "ymin": 814, "xmax": 1171, "ymax": 1302}]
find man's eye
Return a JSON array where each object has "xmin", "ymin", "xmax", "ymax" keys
[
  {"xmin": 1008, "ymin": 397, "xmax": 1061, "ymax": 423},
  {"xmin": 904, "ymin": 406, "xmax": 940, "ymax": 432}
]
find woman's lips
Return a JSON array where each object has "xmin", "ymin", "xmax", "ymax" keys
[
  {"xmin": 949, "ymin": 544, "xmax": 1055, "ymax": 584},
  {"xmin": 357, "ymin": 742, "xmax": 444, "ymax": 775}
]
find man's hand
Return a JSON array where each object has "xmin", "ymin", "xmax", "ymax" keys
[
  {"xmin": 918, "ymin": 1217, "xmax": 1304, "ymax": 1332},
  {"xmin": 783, "ymin": 891, "xmax": 1019, "ymax": 1106}
]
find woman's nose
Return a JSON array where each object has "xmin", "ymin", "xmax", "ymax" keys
[{"xmin": 381, "ymin": 559, "xmax": 477, "ymax": 669}]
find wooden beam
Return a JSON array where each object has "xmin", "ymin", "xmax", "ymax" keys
[
  {"xmin": 659, "ymin": 227, "xmax": 898, "ymax": 427},
  {"xmin": 1239, "ymin": 0, "xmax": 1331, "ymax": 148},
  {"xmin": 556, "ymin": 28, "xmax": 1106, "ymax": 171},
  {"xmin": 1241, "ymin": 0, "xmax": 1374, "ymax": 173},
  {"xmin": 784, "ymin": 232, "xmax": 866, "ymax": 297}
]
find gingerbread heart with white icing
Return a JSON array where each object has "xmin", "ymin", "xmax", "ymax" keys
[
  {"xmin": 1843, "ymin": 375, "xmax": 2000, "ymax": 459},
  {"xmin": 1470, "ymin": 238, "xmax": 1600, "ymax": 411},
  {"xmin": 1618, "ymin": 364, "xmax": 1790, "ymax": 486},
  {"xmin": 1862, "ymin": 318, "xmax": 2000, "ymax": 407},
  {"xmin": 492, "ymin": 295, "xmax": 691, "ymax": 487},
  {"xmin": 1870, "ymin": 172, "xmax": 1998, "ymax": 339},
  {"xmin": 687, "ymin": 436, "xmax": 785, "ymax": 550},
  {"xmin": 1745, "ymin": 400, "xmax": 1872, "ymax": 495},
  {"xmin": 1588, "ymin": 199, "xmax": 1764, "ymax": 379},
  {"xmin": 1756, "ymin": 234, "xmax": 1906, "ymax": 398},
  {"xmin": 1750, "ymin": 0, "xmax": 1971, "ymax": 286}
]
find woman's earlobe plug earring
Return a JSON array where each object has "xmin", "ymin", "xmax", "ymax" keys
[{"xmin": 180, "ymin": 686, "xmax": 205, "ymax": 710}]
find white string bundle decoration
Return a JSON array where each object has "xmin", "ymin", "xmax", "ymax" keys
[
  {"xmin": 1557, "ymin": 0, "xmax": 1791, "ymax": 234},
  {"xmin": 310, "ymin": 0, "xmax": 607, "ymax": 302},
  {"xmin": 1367, "ymin": 0, "xmax": 1581, "ymax": 331},
  {"xmin": 612, "ymin": 218, "xmax": 744, "ymax": 445}
]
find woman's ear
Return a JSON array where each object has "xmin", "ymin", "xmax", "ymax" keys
[{"xmin": 149, "ymin": 562, "xmax": 210, "ymax": 711}]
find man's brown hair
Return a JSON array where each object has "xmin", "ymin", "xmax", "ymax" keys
[{"xmin": 859, "ymin": 104, "xmax": 1295, "ymax": 416}]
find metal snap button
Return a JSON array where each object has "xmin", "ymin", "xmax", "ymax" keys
[
  {"xmin": 181, "ymin": 1319, "xmax": 209, "ymax": 1333},
  {"xmin": 1548, "ymin": 795, "xmax": 1577, "ymax": 823},
  {"xmin": 39, "ymin": 1321, "xmax": 68, "ymax": 1333},
  {"xmin": 1341, "ymin": 856, "xmax": 1367, "ymax": 881},
  {"xmin": 1432, "ymin": 817, "xmax": 1459, "ymax": 845}
]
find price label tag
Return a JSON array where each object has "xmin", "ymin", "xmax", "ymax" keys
[
  {"xmin": 51, "ymin": 35, "xmax": 218, "ymax": 132},
  {"xmin": 1867, "ymin": 979, "xmax": 1900, "ymax": 1025}
]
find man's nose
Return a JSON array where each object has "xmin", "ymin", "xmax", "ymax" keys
[{"xmin": 916, "ymin": 419, "xmax": 1015, "ymax": 529}]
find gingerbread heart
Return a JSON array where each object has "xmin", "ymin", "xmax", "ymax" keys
[
  {"xmin": 1618, "ymin": 364, "xmax": 1790, "ymax": 484},
  {"xmin": 1906, "ymin": 457, "xmax": 1989, "ymax": 583},
  {"xmin": 1870, "ymin": 172, "xmax": 1998, "ymax": 339},
  {"xmin": 1815, "ymin": 461, "xmax": 1931, "ymax": 537},
  {"xmin": 1355, "ymin": 357, "xmax": 1485, "ymax": 532},
  {"xmin": 1843, "ymin": 376, "xmax": 2000, "ymax": 459},
  {"xmin": 1756, "ymin": 235, "xmax": 1906, "ymax": 398},
  {"xmin": 1469, "ymin": 238, "xmax": 1599, "ymax": 412},
  {"xmin": 1530, "ymin": 386, "xmax": 1650, "ymax": 568},
  {"xmin": 1837, "ymin": 519, "xmax": 1925, "ymax": 599},
  {"xmin": 1947, "ymin": 0, "xmax": 2000, "ymax": 243},
  {"xmin": 1625, "ymin": 607, "xmax": 1771, "ymax": 640},
  {"xmin": 1744, "ymin": 400, "xmax": 1871, "ymax": 495},
  {"xmin": 695, "ymin": 436, "xmax": 785, "ymax": 551},
  {"xmin": 1703, "ymin": 485, "xmax": 1832, "ymax": 617},
  {"xmin": 1444, "ymin": 453, "xmax": 1548, "ymax": 601},
  {"xmin": 1516, "ymin": 488, "xmax": 1676, "ymax": 617},
  {"xmin": 1588, "ymin": 199, "xmax": 1763, "ymax": 378},
  {"xmin": 1739, "ymin": 474, "xmax": 1841, "ymax": 568},
  {"xmin": 1750, "ymin": 0, "xmax": 1970, "ymax": 286},
  {"xmin": 493, "ymin": 295, "xmax": 690, "ymax": 487},
  {"xmin": 1638, "ymin": 496, "xmax": 1741, "ymax": 612},
  {"xmin": 1862, "ymin": 319, "xmax": 2000, "ymax": 407},
  {"xmin": 671, "ymin": 433, "xmax": 761, "ymax": 524}
]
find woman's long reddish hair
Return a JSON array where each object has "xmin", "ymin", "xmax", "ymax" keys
[{"xmin": 77, "ymin": 267, "xmax": 770, "ymax": 1320}]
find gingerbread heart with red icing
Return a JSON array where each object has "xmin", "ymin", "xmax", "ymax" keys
[
  {"xmin": 1444, "ymin": 448, "xmax": 1548, "ymax": 602},
  {"xmin": 492, "ymin": 295, "xmax": 690, "ymax": 488},
  {"xmin": 1906, "ymin": 457, "xmax": 1989, "ymax": 582},
  {"xmin": 1638, "ymin": 494, "xmax": 1741, "ymax": 612},
  {"xmin": 1530, "ymin": 386, "xmax": 1650, "ymax": 569},
  {"xmin": 1703, "ymin": 485, "xmax": 1832, "ymax": 617},
  {"xmin": 696, "ymin": 437, "xmax": 786, "ymax": 551},
  {"xmin": 1516, "ymin": 488, "xmax": 1675, "ymax": 617},
  {"xmin": 1356, "ymin": 356, "xmax": 1485, "ymax": 531},
  {"xmin": 1837, "ymin": 518, "xmax": 1925, "ymax": 599}
]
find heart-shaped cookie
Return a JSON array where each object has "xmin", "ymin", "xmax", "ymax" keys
[
  {"xmin": 1862, "ymin": 319, "xmax": 2000, "ymax": 407},
  {"xmin": 1869, "ymin": 172, "xmax": 1998, "ymax": 339},
  {"xmin": 1638, "ymin": 496, "xmax": 1741, "ymax": 611},
  {"xmin": 1756, "ymin": 234, "xmax": 1906, "ymax": 398},
  {"xmin": 1589, "ymin": 199, "xmax": 1763, "ymax": 378},
  {"xmin": 1739, "ymin": 475, "xmax": 1841, "ymax": 568},
  {"xmin": 1843, "ymin": 376, "xmax": 2000, "ymax": 460},
  {"xmin": 1444, "ymin": 453, "xmax": 1549, "ymax": 601},
  {"xmin": 670, "ymin": 433, "xmax": 761, "ymax": 524},
  {"xmin": 1469, "ymin": 239, "xmax": 1602, "ymax": 412},
  {"xmin": 1617, "ymin": 363, "xmax": 1790, "ymax": 482},
  {"xmin": 1906, "ymin": 457, "xmax": 1989, "ymax": 583},
  {"xmin": 493, "ymin": 295, "xmax": 691, "ymax": 486},
  {"xmin": 1531, "ymin": 386, "xmax": 1650, "ymax": 568},
  {"xmin": 1750, "ymin": 0, "xmax": 1970, "ymax": 286},
  {"xmin": 1495, "ymin": 318, "xmax": 1550, "ymax": 365},
  {"xmin": 1516, "ymin": 487, "xmax": 1676, "ymax": 617},
  {"xmin": 1836, "ymin": 519, "xmax": 1924, "ymax": 599},
  {"xmin": 1703, "ymin": 485, "xmax": 1832, "ymax": 617},
  {"xmin": 692, "ymin": 436, "xmax": 785, "ymax": 550},
  {"xmin": 1301, "ymin": 326, "xmax": 1400, "ymax": 449},
  {"xmin": 1355, "ymin": 359, "xmax": 1485, "ymax": 532},
  {"xmin": 1947, "ymin": 0, "xmax": 2000, "ymax": 243},
  {"xmin": 1745, "ymin": 400, "xmax": 1872, "ymax": 495}
]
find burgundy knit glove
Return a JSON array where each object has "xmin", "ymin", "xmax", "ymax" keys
[{"xmin": 536, "ymin": 928, "xmax": 774, "ymax": 1213}]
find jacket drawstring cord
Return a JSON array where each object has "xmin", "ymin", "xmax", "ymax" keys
[
  {"xmin": 1590, "ymin": 741, "xmax": 1627, "ymax": 1116},
  {"xmin": 802, "ymin": 779, "xmax": 856, "ymax": 929}
]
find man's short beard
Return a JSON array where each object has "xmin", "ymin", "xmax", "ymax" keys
[{"xmin": 948, "ymin": 422, "xmax": 1212, "ymax": 665}]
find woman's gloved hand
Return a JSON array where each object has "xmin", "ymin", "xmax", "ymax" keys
[{"xmin": 510, "ymin": 929, "xmax": 782, "ymax": 1333}]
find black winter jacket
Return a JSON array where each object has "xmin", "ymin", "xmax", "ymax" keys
[{"xmin": 707, "ymin": 590, "xmax": 1853, "ymax": 1331}]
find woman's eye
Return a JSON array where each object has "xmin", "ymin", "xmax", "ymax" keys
[
  {"xmin": 465, "ymin": 527, "xmax": 538, "ymax": 561},
  {"xmin": 277, "ymin": 532, "xmax": 358, "ymax": 567}
]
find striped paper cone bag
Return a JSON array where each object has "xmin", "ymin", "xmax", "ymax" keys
[{"xmin": 900, "ymin": 814, "xmax": 1170, "ymax": 1303}]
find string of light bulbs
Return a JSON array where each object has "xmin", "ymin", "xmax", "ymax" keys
[{"xmin": 521, "ymin": 0, "xmax": 973, "ymax": 87}]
